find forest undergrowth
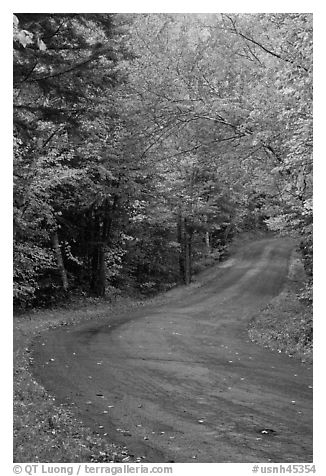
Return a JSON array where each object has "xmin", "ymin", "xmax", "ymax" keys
[{"xmin": 249, "ymin": 249, "xmax": 312, "ymax": 363}]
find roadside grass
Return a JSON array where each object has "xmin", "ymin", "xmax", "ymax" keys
[
  {"xmin": 14, "ymin": 296, "xmax": 149, "ymax": 463},
  {"xmin": 248, "ymin": 250, "xmax": 313, "ymax": 363}
]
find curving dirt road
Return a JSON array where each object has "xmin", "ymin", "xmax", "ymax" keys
[{"xmin": 31, "ymin": 237, "xmax": 313, "ymax": 463}]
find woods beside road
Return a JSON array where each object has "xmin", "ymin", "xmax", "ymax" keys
[{"xmin": 14, "ymin": 13, "xmax": 312, "ymax": 309}]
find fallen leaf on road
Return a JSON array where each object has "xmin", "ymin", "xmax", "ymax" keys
[{"xmin": 259, "ymin": 429, "xmax": 276, "ymax": 435}]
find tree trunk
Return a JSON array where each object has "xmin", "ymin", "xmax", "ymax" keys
[
  {"xmin": 184, "ymin": 236, "xmax": 190, "ymax": 285},
  {"xmin": 89, "ymin": 199, "xmax": 118, "ymax": 297},
  {"xmin": 90, "ymin": 241, "xmax": 106, "ymax": 297},
  {"xmin": 177, "ymin": 209, "xmax": 185, "ymax": 282},
  {"xmin": 90, "ymin": 214, "xmax": 106, "ymax": 296},
  {"xmin": 224, "ymin": 223, "xmax": 232, "ymax": 243},
  {"xmin": 203, "ymin": 214, "xmax": 211, "ymax": 254},
  {"xmin": 184, "ymin": 218, "xmax": 192, "ymax": 285},
  {"xmin": 52, "ymin": 231, "xmax": 68, "ymax": 291},
  {"xmin": 205, "ymin": 231, "xmax": 211, "ymax": 254},
  {"xmin": 177, "ymin": 211, "xmax": 193, "ymax": 285},
  {"xmin": 96, "ymin": 244, "xmax": 106, "ymax": 297}
]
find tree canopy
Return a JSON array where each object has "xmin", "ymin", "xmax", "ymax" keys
[{"xmin": 13, "ymin": 13, "xmax": 313, "ymax": 308}]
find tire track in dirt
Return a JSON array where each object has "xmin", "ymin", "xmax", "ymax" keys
[{"xmin": 31, "ymin": 237, "xmax": 312, "ymax": 462}]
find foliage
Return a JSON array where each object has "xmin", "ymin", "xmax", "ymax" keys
[
  {"xmin": 249, "ymin": 291, "xmax": 312, "ymax": 362},
  {"xmin": 13, "ymin": 13, "xmax": 312, "ymax": 308},
  {"xmin": 13, "ymin": 13, "xmax": 134, "ymax": 306},
  {"xmin": 249, "ymin": 250, "xmax": 312, "ymax": 362}
]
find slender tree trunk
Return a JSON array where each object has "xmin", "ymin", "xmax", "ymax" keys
[
  {"xmin": 52, "ymin": 231, "xmax": 68, "ymax": 291},
  {"xmin": 205, "ymin": 232, "xmax": 210, "ymax": 253},
  {"xmin": 224, "ymin": 223, "xmax": 232, "ymax": 243},
  {"xmin": 177, "ymin": 208, "xmax": 185, "ymax": 282},
  {"xmin": 91, "ymin": 241, "xmax": 106, "ymax": 297},
  {"xmin": 204, "ymin": 215, "xmax": 211, "ymax": 254},
  {"xmin": 89, "ymin": 197, "xmax": 118, "ymax": 297},
  {"xmin": 97, "ymin": 244, "xmax": 106, "ymax": 297},
  {"xmin": 189, "ymin": 230, "xmax": 193, "ymax": 279},
  {"xmin": 177, "ymin": 211, "xmax": 193, "ymax": 285},
  {"xmin": 90, "ymin": 214, "xmax": 102, "ymax": 296},
  {"xmin": 184, "ymin": 237, "xmax": 190, "ymax": 285},
  {"xmin": 184, "ymin": 218, "xmax": 192, "ymax": 285}
]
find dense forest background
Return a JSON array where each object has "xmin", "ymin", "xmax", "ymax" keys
[{"xmin": 13, "ymin": 13, "xmax": 312, "ymax": 309}]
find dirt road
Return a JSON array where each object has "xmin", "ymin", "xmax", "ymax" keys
[{"xmin": 31, "ymin": 238, "xmax": 313, "ymax": 463}]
